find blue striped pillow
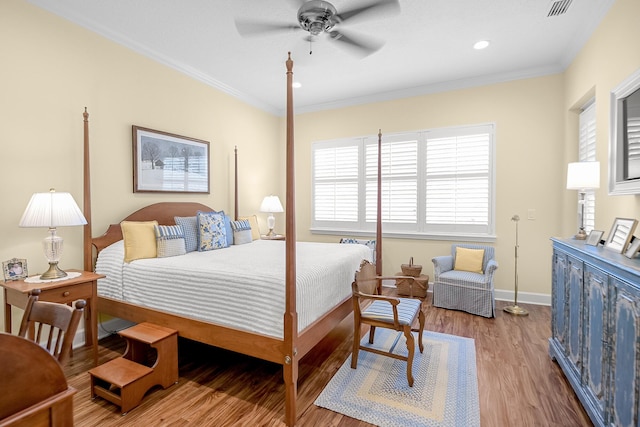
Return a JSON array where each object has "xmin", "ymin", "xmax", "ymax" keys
[
  {"xmin": 231, "ymin": 219, "xmax": 252, "ymax": 245},
  {"xmin": 154, "ymin": 224, "xmax": 186, "ymax": 257}
]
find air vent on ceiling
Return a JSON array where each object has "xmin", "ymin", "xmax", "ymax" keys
[{"xmin": 547, "ymin": 0, "xmax": 573, "ymax": 17}]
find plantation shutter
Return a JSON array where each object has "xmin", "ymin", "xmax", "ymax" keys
[
  {"xmin": 424, "ymin": 126, "xmax": 491, "ymax": 233},
  {"xmin": 364, "ymin": 136, "xmax": 418, "ymax": 224},
  {"xmin": 312, "ymin": 140, "xmax": 360, "ymax": 224}
]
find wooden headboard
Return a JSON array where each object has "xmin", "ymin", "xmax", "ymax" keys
[{"xmin": 91, "ymin": 202, "xmax": 213, "ymax": 254}]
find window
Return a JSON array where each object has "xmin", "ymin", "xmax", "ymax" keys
[
  {"xmin": 311, "ymin": 124, "xmax": 495, "ymax": 240},
  {"xmin": 579, "ymin": 102, "xmax": 596, "ymax": 233}
]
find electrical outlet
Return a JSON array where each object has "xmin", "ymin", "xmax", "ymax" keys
[{"xmin": 527, "ymin": 209, "xmax": 536, "ymax": 220}]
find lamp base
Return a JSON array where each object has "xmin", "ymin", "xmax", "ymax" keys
[
  {"xmin": 266, "ymin": 228, "xmax": 275, "ymax": 237},
  {"xmin": 39, "ymin": 262, "xmax": 68, "ymax": 280},
  {"xmin": 503, "ymin": 305, "xmax": 529, "ymax": 316},
  {"xmin": 575, "ymin": 229, "xmax": 587, "ymax": 240}
]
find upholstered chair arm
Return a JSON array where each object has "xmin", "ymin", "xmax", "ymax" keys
[
  {"xmin": 483, "ymin": 259, "xmax": 499, "ymax": 283},
  {"xmin": 432, "ymin": 255, "xmax": 454, "ymax": 278}
]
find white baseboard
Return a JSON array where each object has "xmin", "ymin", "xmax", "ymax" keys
[
  {"xmin": 494, "ymin": 289, "xmax": 550, "ymax": 306},
  {"xmin": 382, "ymin": 279, "xmax": 550, "ymax": 306},
  {"xmin": 72, "ymin": 317, "xmax": 135, "ymax": 350}
]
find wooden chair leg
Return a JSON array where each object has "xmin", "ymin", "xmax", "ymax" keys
[
  {"xmin": 418, "ymin": 311, "xmax": 425, "ymax": 353},
  {"xmin": 351, "ymin": 319, "xmax": 360, "ymax": 369},
  {"xmin": 368, "ymin": 326, "xmax": 376, "ymax": 344},
  {"xmin": 403, "ymin": 325, "xmax": 415, "ymax": 387}
]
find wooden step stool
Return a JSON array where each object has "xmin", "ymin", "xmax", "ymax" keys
[{"xmin": 89, "ymin": 322, "xmax": 178, "ymax": 414}]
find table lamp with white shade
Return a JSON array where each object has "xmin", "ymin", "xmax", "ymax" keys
[
  {"xmin": 260, "ymin": 195, "xmax": 284, "ymax": 237},
  {"xmin": 566, "ymin": 161, "xmax": 600, "ymax": 240},
  {"xmin": 19, "ymin": 189, "xmax": 87, "ymax": 280}
]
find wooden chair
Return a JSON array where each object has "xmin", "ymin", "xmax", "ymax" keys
[
  {"xmin": 351, "ymin": 260, "xmax": 425, "ymax": 387},
  {"xmin": 18, "ymin": 289, "xmax": 86, "ymax": 366}
]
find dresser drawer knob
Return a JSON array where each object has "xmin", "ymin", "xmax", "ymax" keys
[{"xmin": 63, "ymin": 291, "xmax": 70, "ymax": 297}]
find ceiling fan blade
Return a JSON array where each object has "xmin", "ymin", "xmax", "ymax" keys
[
  {"xmin": 235, "ymin": 20, "xmax": 301, "ymax": 37},
  {"xmin": 328, "ymin": 30, "xmax": 385, "ymax": 57},
  {"xmin": 335, "ymin": 0, "xmax": 400, "ymax": 23}
]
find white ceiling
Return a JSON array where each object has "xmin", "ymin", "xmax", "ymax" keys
[{"xmin": 28, "ymin": 0, "xmax": 615, "ymax": 115}]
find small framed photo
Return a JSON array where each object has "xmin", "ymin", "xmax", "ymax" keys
[
  {"xmin": 605, "ymin": 217, "xmax": 638, "ymax": 253},
  {"xmin": 2, "ymin": 258, "xmax": 28, "ymax": 281},
  {"xmin": 586, "ymin": 230, "xmax": 604, "ymax": 246},
  {"xmin": 624, "ymin": 237, "xmax": 640, "ymax": 258}
]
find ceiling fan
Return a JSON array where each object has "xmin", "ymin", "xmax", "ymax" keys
[{"xmin": 235, "ymin": 0, "xmax": 400, "ymax": 57}]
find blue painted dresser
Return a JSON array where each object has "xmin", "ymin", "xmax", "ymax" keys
[{"xmin": 550, "ymin": 237, "xmax": 640, "ymax": 427}]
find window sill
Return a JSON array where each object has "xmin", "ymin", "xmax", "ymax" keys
[{"xmin": 310, "ymin": 228, "xmax": 496, "ymax": 243}]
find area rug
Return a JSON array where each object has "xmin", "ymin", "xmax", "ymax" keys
[{"xmin": 315, "ymin": 329, "xmax": 479, "ymax": 427}]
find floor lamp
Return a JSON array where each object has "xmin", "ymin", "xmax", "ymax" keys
[{"xmin": 504, "ymin": 214, "xmax": 528, "ymax": 316}]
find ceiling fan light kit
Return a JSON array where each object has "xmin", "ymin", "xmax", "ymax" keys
[{"xmin": 297, "ymin": 1, "xmax": 338, "ymax": 35}]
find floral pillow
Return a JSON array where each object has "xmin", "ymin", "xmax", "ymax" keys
[{"xmin": 196, "ymin": 211, "xmax": 227, "ymax": 251}]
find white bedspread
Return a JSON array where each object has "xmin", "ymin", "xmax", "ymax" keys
[{"xmin": 96, "ymin": 240, "xmax": 371, "ymax": 338}]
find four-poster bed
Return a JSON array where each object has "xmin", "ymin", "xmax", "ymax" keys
[{"xmin": 82, "ymin": 53, "xmax": 384, "ymax": 426}]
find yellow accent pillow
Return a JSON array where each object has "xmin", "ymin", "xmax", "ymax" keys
[
  {"xmin": 454, "ymin": 247, "xmax": 485, "ymax": 274},
  {"xmin": 239, "ymin": 215, "xmax": 261, "ymax": 241},
  {"xmin": 121, "ymin": 220, "xmax": 158, "ymax": 263}
]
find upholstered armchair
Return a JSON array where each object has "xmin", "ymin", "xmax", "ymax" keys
[{"xmin": 432, "ymin": 244, "xmax": 498, "ymax": 318}]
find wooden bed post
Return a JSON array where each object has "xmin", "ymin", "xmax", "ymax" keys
[
  {"xmin": 234, "ymin": 146, "xmax": 238, "ymax": 221},
  {"xmin": 376, "ymin": 129, "xmax": 383, "ymax": 276},
  {"xmin": 283, "ymin": 52, "xmax": 298, "ymax": 427},
  {"xmin": 83, "ymin": 108, "xmax": 93, "ymax": 272}
]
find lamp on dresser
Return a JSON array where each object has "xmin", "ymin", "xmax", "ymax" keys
[
  {"xmin": 260, "ymin": 195, "xmax": 284, "ymax": 237},
  {"xmin": 19, "ymin": 188, "xmax": 87, "ymax": 279},
  {"xmin": 566, "ymin": 161, "xmax": 600, "ymax": 240}
]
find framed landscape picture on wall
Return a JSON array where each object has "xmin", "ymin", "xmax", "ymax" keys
[{"xmin": 132, "ymin": 126, "xmax": 210, "ymax": 194}]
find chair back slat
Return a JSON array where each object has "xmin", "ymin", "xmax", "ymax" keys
[{"xmin": 17, "ymin": 289, "xmax": 86, "ymax": 366}]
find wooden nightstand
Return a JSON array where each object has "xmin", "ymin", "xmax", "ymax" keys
[
  {"xmin": 1, "ymin": 269, "xmax": 105, "ymax": 366},
  {"xmin": 261, "ymin": 234, "xmax": 285, "ymax": 240}
]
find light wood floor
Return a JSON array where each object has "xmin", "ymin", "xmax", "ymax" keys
[{"xmin": 64, "ymin": 298, "xmax": 592, "ymax": 426}]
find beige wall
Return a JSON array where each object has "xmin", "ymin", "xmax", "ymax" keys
[
  {"xmin": 0, "ymin": 1, "xmax": 281, "ymax": 331},
  {"xmin": 1, "ymin": 0, "xmax": 639, "ymax": 333},
  {"xmin": 563, "ymin": 0, "xmax": 640, "ymax": 231},
  {"xmin": 293, "ymin": 76, "xmax": 565, "ymax": 297}
]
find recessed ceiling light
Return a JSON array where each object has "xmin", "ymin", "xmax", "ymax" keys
[
  {"xmin": 473, "ymin": 40, "xmax": 490, "ymax": 50},
  {"xmin": 292, "ymin": 81, "xmax": 302, "ymax": 88}
]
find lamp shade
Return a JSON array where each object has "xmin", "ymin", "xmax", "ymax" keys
[
  {"xmin": 566, "ymin": 161, "xmax": 600, "ymax": 191},
  {"xmin": 260, "ymin": 195, "xmax": 284, "ymax": 213},
  {"xmin": 19, "ymin": 189, "xmax": 87, "ymax": 228}
]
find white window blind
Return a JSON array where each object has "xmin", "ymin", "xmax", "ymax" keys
[
  {"xmin": 579, "ymin": 102, "xmax": 596, "ymax": 233},
  {"xmin": 311, "ymin": 124, "xmax": 495, "ymax": 239}
]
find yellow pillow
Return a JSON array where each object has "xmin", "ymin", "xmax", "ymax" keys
[
  {"xmin": 239, "ymin": 215, "xmax": 261, "ymax": 241},
  {"xmin": 454, "ymin": 247, "xmax": 485, "ymax": 274},
  {"xmin": 121, "ymin": 220, "xmax": 158, "ymax": 263}
]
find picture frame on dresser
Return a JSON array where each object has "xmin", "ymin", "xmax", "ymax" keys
[
  {"xmin": 2, "ymin": 258, "xmax": 28, "ymax": 281},
  {"xmin": 604, "ymin": 217, "xmax": 638, "ymax": 253},
  {"xmin": 132, "ymin": 125, "xmax": 210, "ymax": 194},
  {"xmin": 586, "ymin": 230, "xmax": 604, "ymax": 246},
  {"xmin": 624, "ymin": 236, "xmax": 640, "ymax": 258}
]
